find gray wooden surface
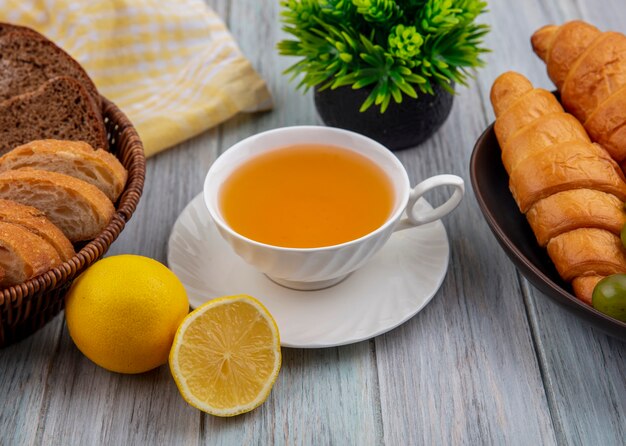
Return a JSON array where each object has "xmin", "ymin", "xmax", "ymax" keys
[{"xmin": 1, "ymin": 0, "xmax": 625, "ymax": 444}]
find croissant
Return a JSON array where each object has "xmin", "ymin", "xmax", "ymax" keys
[
  {"xmin": 490, "ymin": 71, "xmax": 626, "ymax": 304},
  {"xmin": 532, "ymin": 20, "xmax": 626, "ymax": 168}
]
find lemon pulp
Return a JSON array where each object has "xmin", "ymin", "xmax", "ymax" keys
[{"xmin": 169, "ymin": 295, "xmax": 281, "ymax": 417}]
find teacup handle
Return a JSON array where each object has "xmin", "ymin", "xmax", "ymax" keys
[{"xmin": 394, "ymin": 174, "xmax": 465, "ymax": 232}]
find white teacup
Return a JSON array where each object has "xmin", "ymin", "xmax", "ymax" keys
[{"xmin": 204, "ymin": 126, "xmax": 464, "ymax": 290}]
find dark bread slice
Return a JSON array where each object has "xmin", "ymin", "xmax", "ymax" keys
[
  {"xmin": 0, "ymin": 22, "xmax": 42, "ymax": 38},
  {"xmin": 0, "ymin": 28, "xmax": 101, "ymax": 108},
  {"xmin": 0, "ymin": 76, "xmax": 107, "ymax": 155}
]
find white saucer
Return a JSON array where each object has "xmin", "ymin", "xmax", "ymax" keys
[{"xmin": 167, "ymin": 193, "xmax": 450, "ymax": 348}]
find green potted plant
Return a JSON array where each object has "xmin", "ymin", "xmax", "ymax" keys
[{"xmin": 278, "ymin": 0, "xmax": 489, "ymax": 150}]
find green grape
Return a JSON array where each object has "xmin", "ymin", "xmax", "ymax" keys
[{"xmin": 592, "ymin": 274, "xmax": 626, "ymax": 322}]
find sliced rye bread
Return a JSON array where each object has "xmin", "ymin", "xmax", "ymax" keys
[
  {"xmin": 0, "ymin": 76, "xmax": 108, "ymax": 155},
  {"xmin": 0, "ymin": 169, "xmax": 114, "ymax": 242},
  {"xmin": 0, "ymin": 24, "xmax": 101, "ymax": 108},
  {"xmin": 0, "ymin": 220, "xmax": 61, "ymax": 287},
  {"xmin": 0, "ymin": 199, "xmax": 74, "ymax": 261},
  {"xmin": 0, "ymin": 140, "xmax": 128, "ymax": 202},
  {"xmin": 0, "ymin": 22, "xmax": 44, "ymax": 38}
]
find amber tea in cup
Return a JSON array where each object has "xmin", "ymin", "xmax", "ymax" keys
[
  {"xmin": 204, "ymin": 125, "xmax": 464, "ymax": 290},
  {"xmin": 219, "ymin": 144, "xmax": 395, "ymax": 248}
]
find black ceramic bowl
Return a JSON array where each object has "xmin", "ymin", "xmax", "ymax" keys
[{"xmin": 470, "ymin": 123, "xmax": 626, "ymax": 340}]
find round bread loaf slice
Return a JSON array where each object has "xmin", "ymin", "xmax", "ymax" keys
[
  {"xmin": 0, "ymin": 140, "xmax": 128, "ymax": 202},
  {"xmin": 0, "ymin": 220, "xmax": 61, "ymax": 287},
  {"xmin": 0, "ymin": 169, "xmax": 115, "ymax": 242},
  {"xmin": 0, "ymin": 76, "xmax": 107, "ymax": 155},
  {"xmin": 0, "ymin": 24, "xmax": 101, "ymax": 108},
  {"xmin": 0, "ymin": 199, "xmax": 74, "ymax": 261}
]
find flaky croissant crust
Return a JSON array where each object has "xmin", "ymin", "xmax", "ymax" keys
[
  {"xmin": 533, "ymin": 20, "xmax": 626, "ymax": 164},
  {"xmin": 490, "ymin": 71, "xmax": 626, "ymax": 305}
]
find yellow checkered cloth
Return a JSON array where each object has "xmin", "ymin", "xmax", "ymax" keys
[{"xmin": 1, "ymin": 0, "xmax": 273, "ymax": 156}]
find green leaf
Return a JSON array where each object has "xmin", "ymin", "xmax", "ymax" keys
[
  {"xmin": 390, "ymin": 83, "xmax": 403, "ymax": 103},
  {"xmin": 360, "ymin": 91, "xmax": 377, "ymax": 112},
  {"xmin": 361, "ymin": 53, "xmax": 380, "ymax": 66},
  {"xmin": 405, "ymin": 73, "xmax": 427, "ymax": 84},
  {"xmin": 331, "ymin": 73, "xmax": 359, "ymax": 88},
  {"xmin": 375, "ymin": 84, "xmax": 388, "ymax": 104},
  {"xmin": 352, "ymin": 76, "xmax": 380, "ymax": 89},
  {"xmin": 395, "ymin": 80, "xmax": 418, "ymax": 98},
  {"xmin": 380, "ymin": 92, "xmax": 392, "ymax": 112},
  {"xmin": 339, "ymin": 53, "xmax": 353, "ymax": 63}
]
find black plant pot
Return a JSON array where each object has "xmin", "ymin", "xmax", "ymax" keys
[{"xmin": 314, "ymin": 83, "xmax": 454, "ymax": 151}]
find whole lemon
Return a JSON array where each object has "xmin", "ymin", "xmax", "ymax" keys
[{"xmin": 65, "ymin": 255, "xmax": 189, "ymax": 374}]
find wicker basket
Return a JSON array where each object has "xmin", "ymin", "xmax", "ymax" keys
[{"xmin": 0, "ymin": 97, "xmax": 146, "ymax": 348}]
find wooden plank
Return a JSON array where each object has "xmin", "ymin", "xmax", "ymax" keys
[
  {"xmin": 374, "ymin": 61, "xmax": 556, "ymax": 446},
  {"xmin": 202, "ymin": 345, "xmax": 382, "ymax": 445},
  {"xmin": 475, "ymin": 0, "xmax": 626, "ymax": 444},
  {"xmin": 106, "ymin": 129, "xmax": 222, "ymax": 263},
  {"xmin": 515, "ymin": 1, "xmax": 626, "ymax": 445},
  {"xmin": 0, "ymin": 315, "xmax": 64, "ymax": 445},
  {"xmin": 200, "ymin": 1, "xmax": 383, "ymax": 444},
  {"xmin": 30, "ymin": 120, "xmax": 224, "ymax": 444},
  {"xmin": 31, "ymin": 136, "xmax": 220, "ymax": 445},
  {"xmin": 31, "ymin": 1, "xmax": 383, "ymax": 444},
  {"xmin": 206, "ymin": 0, "xmax": 228, "ymax": 18},
  {"xmin": 1, "ymin": 0, "xmax": 624, "ymax": 444},
  {"xmin": 373, "ymin": 0, "xmax": 565, "ymax": 442},
  {"xmin": 0, "ymin": 1, "xmax": 231, "ymax": 441},
  {"xmin": 373, "ymin": 0, "xmax": 626, "ymax": 442},
  {"xmin": 218, "ymin": 0, "xmax": 323, "ymax": 142},
  {"xmin": 523, "ymin": 283, "xmax": 626, "ymax": 446},
  {"xmin": 34, "ymin": 322, "xmax": 202, "ymax": 445}
]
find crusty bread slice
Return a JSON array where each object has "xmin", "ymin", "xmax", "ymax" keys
[
  {"xmin": 0, "ymin": 25, "xmax": 101, "ymax": 108},
  {"xmin": 0, "ymin": 199, "xmax": 74, "ymax": 261},
  {"xmin": 0, "ymin": 169, "xmax": 115, "ymax": 242},
  {"xmin": 0, "ymin": 220, "xmax": 61, "ymax": 287},
  {"xmin": 0, "ymin": 140, "xmax": 128, "ymax": 202},
  {"xmin": 0, "ymin": 76, "xmax": 107, "ymax": 155}
]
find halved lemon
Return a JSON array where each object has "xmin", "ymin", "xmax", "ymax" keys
[{"xmin": 169, "ymin": 295, "xmax": 281, "ymax": 417}]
